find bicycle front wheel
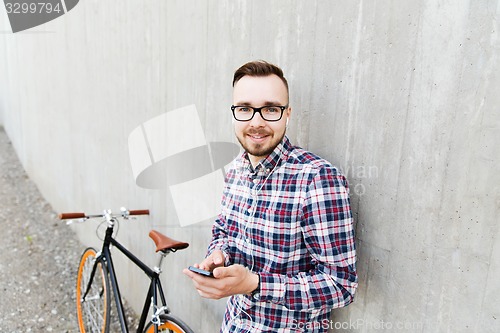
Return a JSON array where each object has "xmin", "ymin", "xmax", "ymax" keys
[
  {"xmin": 143, "ymin": 314, "xmax": 194, "ymax": 333},
  {"xmin": 76, "ymin": 247, "xmax": 110, "ymax": 333}
]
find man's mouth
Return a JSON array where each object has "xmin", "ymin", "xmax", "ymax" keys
[{"xmin": 247, "ymin": 133, "xmax": 270, "ymax": 142}]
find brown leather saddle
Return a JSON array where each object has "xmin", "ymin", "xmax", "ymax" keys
[{"xmin": 149, "ymin": 230, "xmax": 189, "ymax": 253}]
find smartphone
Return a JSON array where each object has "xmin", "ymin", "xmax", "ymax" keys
[{"xmin": 188, "ymin": 266, "xmax": 214, "ymax": 277}]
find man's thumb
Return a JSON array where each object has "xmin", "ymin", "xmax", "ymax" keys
[{"xmin": 212, "ymin": 266, "xmax": 227, "ymax": 278}]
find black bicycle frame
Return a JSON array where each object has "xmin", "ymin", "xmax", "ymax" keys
[{"xmin": 84, "ymin": 223, "xmax": 169, "ymax": 333}]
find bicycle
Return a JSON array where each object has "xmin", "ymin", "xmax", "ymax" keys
[{"xmin": 59, "ymin": 207, "xmax": 195, "ymax": 333}]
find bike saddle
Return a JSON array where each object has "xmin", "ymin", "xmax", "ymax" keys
[{"xmin": 149, "ymin": 230, "xmax": 189, "ymax": 253}]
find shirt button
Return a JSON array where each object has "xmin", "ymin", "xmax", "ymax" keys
[
  {"xmin": 252, "ymin": 178, "xmax": 259, "ymax": 184},
  {"xmin": 247, "ymin": 207, "xmax": 253, "ymax": 214},
  {"xmin": 235, "ymin": 318, "xmax": 241, "ymax": 325}
]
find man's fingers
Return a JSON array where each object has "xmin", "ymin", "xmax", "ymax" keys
[
  {"xmin": 209, "ymin": 250, "xmax": 224, "ymax": 269},
  {"xmin": 196, "ymin": 288, "xmax": 223, "ymax": 300},
  {"xmin": 188, "ymin": 275, "xmax": 225, "ymax": 299},
  {"xmin": 197, "ymin": 250, "xmax": 224, "ymax": 271},
  {"xmin": 213, "ymin": 251, "xmax": 224, "ymax": 265}
]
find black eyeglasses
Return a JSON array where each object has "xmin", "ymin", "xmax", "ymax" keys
[{"xmin": 231, "ymin": 105, "xmax": 288, "ymax": 122}]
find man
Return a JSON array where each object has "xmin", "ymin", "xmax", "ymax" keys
[{"xmin": 183, "ymin": 60, "xmax": 357, "ymax": 332}]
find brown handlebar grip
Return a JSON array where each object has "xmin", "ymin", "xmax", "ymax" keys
[
  {"xmin": 129, "ymin": 209, "xmax": 150, "ymax": 216},
  {"xmin": 59, "ymin": 212, "xmax": 86, "ymax": 220}
]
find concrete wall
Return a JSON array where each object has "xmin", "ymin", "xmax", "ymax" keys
[{"xmin": 1, "ymin": 1, "xmax": 499, "ymax": 332}]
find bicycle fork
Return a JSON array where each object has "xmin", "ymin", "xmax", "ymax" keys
[
  {"xmin": 83, "ymin": 250, "xmax": 129, "ymax": 332},
  {"xmin": 104, "ymin": 247, "xmax": 130, "ymax": 333},
  {"xmin": 81, "ymin": 252, "xmax": 103, "ymax": 303}
]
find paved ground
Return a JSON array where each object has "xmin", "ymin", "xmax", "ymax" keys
[
  {"xmin": 0, "ymin": 127, "xmax": 81, "ymax": 332},
  {"xmin": 0, "ymin": 127, "xmax": 137, "ymax": 332}
]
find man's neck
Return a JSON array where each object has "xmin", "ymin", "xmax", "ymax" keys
[{"xmin": 249, "ymin": 155, "xmax": 265, "ymax": 169}]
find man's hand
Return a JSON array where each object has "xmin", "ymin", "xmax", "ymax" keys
[
  {"xmin": 197, "ymin": 249, "xmax": 225, "ymax": 271},
  {"xmin": 183, "ymin": 263, "xmax": 259, "ymax": 300}
]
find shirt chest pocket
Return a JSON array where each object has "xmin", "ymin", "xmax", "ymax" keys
[{"xmin": 253, "ymin": 209, "xmax": 303, "ymax": 257}]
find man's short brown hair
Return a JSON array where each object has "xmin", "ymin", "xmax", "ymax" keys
[{"xmin": 232, "ymin": 60, "xmax": 289, "ymax": 94}]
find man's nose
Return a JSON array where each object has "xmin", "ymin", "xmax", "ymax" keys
[{"xmin": 249, "ymin": 111, "xmax": 266, "ymax": 127}]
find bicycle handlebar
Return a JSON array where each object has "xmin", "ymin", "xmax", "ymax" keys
[
  {"xmin": 58, "ymin": 209, "xmax": 150, "ymax": 220},
  {"xmin": 129, "ymin": 209, "xmax": 150, "ymax": 216},
  {"xmin": 59, "ymin": 212, "xmax": 86, "ymax": 220}
]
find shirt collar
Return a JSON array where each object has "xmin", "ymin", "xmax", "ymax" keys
[{"xmin": 239, "ymin": 136, "xmax": 292, "ymax": 175}]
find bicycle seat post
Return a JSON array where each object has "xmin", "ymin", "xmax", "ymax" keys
[{"xmin": 154, "ymin": 251, "xmax": 169, "ymax": 274}]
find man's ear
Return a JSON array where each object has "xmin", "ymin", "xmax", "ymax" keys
[{"xmin": 286, "ymin": 106, "xmax": 292, "ymax": 127}]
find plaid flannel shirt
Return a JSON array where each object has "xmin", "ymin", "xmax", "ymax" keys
[{"xmin": 207, "ymin": 136, "xmax": 357, "ymax": 332}]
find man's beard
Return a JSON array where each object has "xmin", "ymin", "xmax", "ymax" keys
[{"xmin": 236, "ymin": 129, "xmax": 285, "ymax": 160}]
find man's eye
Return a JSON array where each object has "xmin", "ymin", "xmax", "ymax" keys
[
  {"xmin": 264, "ymin": 107, "xmax": 279, "ymax": 113},
  {"xmin": 238, "ymin": 107, "xmax": 252, "ymax": 112}
]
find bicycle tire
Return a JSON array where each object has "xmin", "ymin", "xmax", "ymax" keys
[
  {"xmin": 76, "ymin": 247, "xmax": 111, "ymax": 333},
  {"xmin": 143, "ymin": 314, "xmax": 195, "ymax": 333}
]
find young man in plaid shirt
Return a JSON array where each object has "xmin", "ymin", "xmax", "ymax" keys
[{"xmin": 184, "ymin": 60, "xmax": 357, "ymax": 332}]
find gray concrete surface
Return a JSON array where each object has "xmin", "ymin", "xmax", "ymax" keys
[{"xmin": 1, "ymin": 1, "xmax": 499, "ymax": 332}]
